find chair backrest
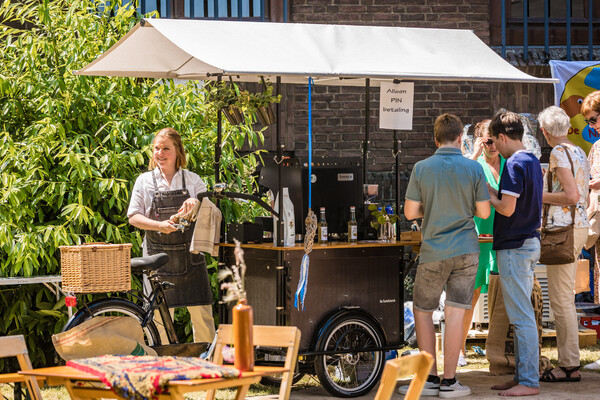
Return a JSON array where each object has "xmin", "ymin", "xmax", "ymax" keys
[
  {"xmin": 211, "ymin": 324, "xmax": 301, "ymax": 400},
  {"xmin": 0, "ymin": 335, "xmax": 43, "ymax": 400},
  {"xmin": 373, "ymin": 351, "xmax": 434, "ymax": 400}
]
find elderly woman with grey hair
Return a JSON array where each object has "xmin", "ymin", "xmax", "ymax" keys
[{"xmin": 538, "ymin": 105, "xmax": 590, "ymax": 383}]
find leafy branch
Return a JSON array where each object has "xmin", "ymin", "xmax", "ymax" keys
[
  {"xmin": 368, "ymin": 204, "xmax": 399, "ymax": 230},
  {"xmin": 217, "ymin": 240, "xmax": 247, "ymax": 303}
]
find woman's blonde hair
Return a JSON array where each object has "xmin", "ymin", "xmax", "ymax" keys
[
  {"xmin": 581, "ymin": 90, "xmax": 600, "ymax": 116},
  {"xmin": 148, "ymin": 127, "xmax": 187, "ymax": 170},
  {"xmin": 473, "ymin": 119, "xmax": 491, "ymax": 138}
]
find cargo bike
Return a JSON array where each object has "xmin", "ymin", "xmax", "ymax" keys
[{"xmin": 61, "ymin": 193, "xmax": 414, "ymax": 398}]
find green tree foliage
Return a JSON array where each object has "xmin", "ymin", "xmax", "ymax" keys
[{"xmin": 0, "ymin": 0, "xmax": 265, "ymax": 366}]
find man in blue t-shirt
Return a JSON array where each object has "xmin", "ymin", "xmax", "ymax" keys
[
  {"xmin": 487, "ymin": 111, "xmax": 543, "ymax": 397},
  {"xmin": 403, "ymin": 114, "xmax": 490, "ymax": 398}
]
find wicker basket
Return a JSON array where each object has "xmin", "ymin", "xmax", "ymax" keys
[{"xmin": 59, "ymin": 243, "xmax": 132, "ymax": 293}]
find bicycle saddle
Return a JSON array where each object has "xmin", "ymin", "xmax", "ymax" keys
[{"xmin": 130, "ymin": 253, "xmax": 169, "ymax": 273}]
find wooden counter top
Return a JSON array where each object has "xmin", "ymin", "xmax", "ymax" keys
[
  {"xmin": 218, "ymin": 240, "xmax": 419, "ymax": 250},
  {"xmin": 218, "ymin": 236, "xmax": 492, "ymax": 251}
]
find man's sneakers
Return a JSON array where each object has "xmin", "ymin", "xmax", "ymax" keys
[
  {"xmin": 438, "ymin": 377, "xmax": 471, "ymax": 398},
  {"xmin": 398, "ymin": 375, "xmax": 470, "ymax": 398},
  {"xmin": 398, "ymin": 374, "xmax": 440, "ymax": 396}
]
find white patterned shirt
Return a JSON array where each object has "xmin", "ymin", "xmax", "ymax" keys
[{"xmin": 543, "ymin": 144, "xmax": 590, "ymax": 228}]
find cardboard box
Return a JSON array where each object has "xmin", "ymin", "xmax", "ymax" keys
[{"xmin": 400, "ymin": 231, "xmax": 422, "ymax": 242}]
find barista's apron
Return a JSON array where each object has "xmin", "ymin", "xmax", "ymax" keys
[{"xmin": 145, "ymin": 170, "xmax": 213, "ymax": 307}]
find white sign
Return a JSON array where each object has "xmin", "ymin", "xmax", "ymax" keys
[{"xmin": 379, "ymin": 82, "xmax": 414, "ymax": 130}]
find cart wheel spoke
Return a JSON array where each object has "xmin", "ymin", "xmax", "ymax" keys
[{"xmin": 314, "ymin": 314, "xmax": 385, "ymax": 397}]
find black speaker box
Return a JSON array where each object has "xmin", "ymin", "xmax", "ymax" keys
[{"xmin": 301, "ymin": 158, "xmax": 363, "ymax": 239}]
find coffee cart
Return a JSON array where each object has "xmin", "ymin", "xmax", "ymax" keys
[
  {"xmin": 75, "ymin": 18, "xmax": 555, "ymax": 397},
  {"xmin": 219, "ymin": 240, "xmax": 416, "ymax": 397}
]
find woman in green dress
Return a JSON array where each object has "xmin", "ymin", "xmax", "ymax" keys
[{"xmin": 459, "ymin": 119, "xmax": 505, "ymax": 365}]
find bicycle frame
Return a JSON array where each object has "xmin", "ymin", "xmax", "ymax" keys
[{"xmin": 146, "ymin": 274, "xmax": 180, "ymax": 344}]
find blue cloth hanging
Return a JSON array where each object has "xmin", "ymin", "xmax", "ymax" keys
[{"xmin": 294, "ymin": 77, "xmax": 315, "ymax": 311}]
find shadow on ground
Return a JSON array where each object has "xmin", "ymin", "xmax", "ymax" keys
[{"xmin": 282, "ymin": 368, "xmax": 600, "ymax": 400}]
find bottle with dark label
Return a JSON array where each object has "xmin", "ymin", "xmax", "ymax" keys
[
  {"xmin": 348, "ymin": 206, "xmax": 357, "ymax": 242},
  {"xmin": 318, "ymin": 207, "xmax": 328, "ymax": 243}
]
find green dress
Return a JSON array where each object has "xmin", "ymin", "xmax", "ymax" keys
[{"xmin": 473, "ymin": 154, "xmax": 505, "ymax": 294}]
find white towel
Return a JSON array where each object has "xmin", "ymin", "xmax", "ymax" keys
[{"xmin": 190, "ymin": 198, "xmax": 222, "ymax": 257}]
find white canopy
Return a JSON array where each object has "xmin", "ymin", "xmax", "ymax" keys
[{"xmin": 75, "ymin": 19, "xmax": 556, "ymax": 85}]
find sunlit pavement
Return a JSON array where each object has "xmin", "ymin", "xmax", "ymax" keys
[{"xmin": 273, "ymin": 368, "xmax": 600, "ymax": 400}]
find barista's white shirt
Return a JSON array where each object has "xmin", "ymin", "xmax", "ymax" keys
[{"xmin": 127, "ymin": 167, "xmax": 207, "ymax": 218}]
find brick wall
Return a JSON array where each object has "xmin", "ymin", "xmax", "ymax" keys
[
  {"xmin": 256, "ymin": 1, "xmax": 553, "ymax": 208},
  {"xmin": 286, "ymin": 81, "xmax": 495, "ymax": 173},
  {"xmin": 280, "ymin": 0, "xmax": 495, "ymax": 180}
]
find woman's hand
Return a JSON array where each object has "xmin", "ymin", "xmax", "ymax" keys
[
  {"xmin": 470, "ymin": 137, "xmax": 485, "ymax": 160},
  {"xmin": 129, "ymin": 213, "xmax": 177, "ymax": 234},
  {"xmin": 487, "ymin": 182, "xmax": 498, "ymax": 198},
  {"xmin": 590, "ymin": 178, "xmax": 600, "ymax": 191},
  {"xmin": 157, "ymin": 220, "xmax": 177, "ymax": 234},
  {"xmin": 178, "ymin": 198, "xmax": 199, "ymax": 215}
]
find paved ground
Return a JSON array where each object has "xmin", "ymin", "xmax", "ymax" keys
[{"xmin": 279, "ymin": 368, "xmax": 600, "ymax": 400}]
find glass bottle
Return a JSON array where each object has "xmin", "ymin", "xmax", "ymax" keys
[
  {"xmin": 318, "ymin": 207, "xmax": 328, "ymax": 243},
  {"xmin": 233, "ymin": 298, "xmax": 254, "ymax": 371},
  {"xmin": 348, "ymin": 206, "xmax": 358, "ymax": 242}
]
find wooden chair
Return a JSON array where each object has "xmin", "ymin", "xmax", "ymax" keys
[
  {"xmin": 0, "ymin": 335, "xmax": 43, "ymax": 400},
  {"xmin": 373, "ymin": 351, "xmax": 434, "ymax": 400},
  {"xmin": 209, "ymin": 325, "xmax": 301, "ymax": 400}
]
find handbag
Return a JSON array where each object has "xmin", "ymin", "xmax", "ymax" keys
[{"xmin": 539, "ymin": 146, "xmax": 576, "ymax": 265}]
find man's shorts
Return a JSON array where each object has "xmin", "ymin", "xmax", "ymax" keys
[{"xmin": 413, "ymin": 252, "xmax": 479, "ymax": 312}]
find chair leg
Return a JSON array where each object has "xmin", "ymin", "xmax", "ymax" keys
[
  {"xmin": 205, "ymin": 388, "xmax": 216, "ymax": 400},
  {"xmin": 405, "ymin": 355, "xmax": 434, "ymax": 400},
  {"xmin": 233, "ymin": 384, "xmax": 251, "ymax": 400},
  {"xmin": 373, "ymin": 362, "xmax": 399, "ymax": 400},
  {"xmin": 373, "ymin": 352, "xmax": 434, "ymax": 400}
]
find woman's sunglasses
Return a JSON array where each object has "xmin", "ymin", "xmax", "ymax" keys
[
  {"xmin": 585, "ymin": 113, "xmax": 600, "ymax": 125},
  {"xmin": 483, "ymin": 139, "xmax": 494, "ymax": 146}
]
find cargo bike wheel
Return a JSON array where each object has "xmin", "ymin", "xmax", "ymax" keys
[
  {"xmin": 62, "ymin": 298, "xmax": 162, "ymax": 347},
  {"xmin": 313, "ymin": 312, "xmax": 386, "ymax": 398}
]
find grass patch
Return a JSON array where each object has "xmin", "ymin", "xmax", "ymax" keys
[{"xmin": 454, "ymin": 342, "xmax": 600, "ymax": 374}]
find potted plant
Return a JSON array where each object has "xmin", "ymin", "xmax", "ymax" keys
[
  {"xmin": 246, "ymin": 78, "xmax": 281, "ymax": 126},
  {"xmin": 206, "ymin": 80, "xmax": 245, "ymax": 125},
  {"xmin": 368, "ymin": 204, "xmax": 399, "ymax": 241}
]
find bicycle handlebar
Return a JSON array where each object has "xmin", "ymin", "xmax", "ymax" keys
[{"xmin": 197, "ymin": 191, "xmax": 279, "ymax": 219}]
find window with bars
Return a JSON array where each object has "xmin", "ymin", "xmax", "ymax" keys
[
  {"xmin": 490, "ymin": 0, "xmax": 600, "ymax": 48},
  {"xmin": 134, "ymin": 0, "xmax": 287, "ymax": 21}
]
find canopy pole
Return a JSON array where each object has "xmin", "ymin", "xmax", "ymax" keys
[
  {"xmin": 394, "ymin": 129, "xmax": 400, "ymax": 221},
  {"xmin": 276, "ymin": 76, "xmax": 284, "ymax": 247},
  {"xmin": 215, "ymin": 75, "xmax": 222, "ymax": 184},
  {"xmin": 363, "ymin": 78, "xmax": 370, "ymax": 185}
]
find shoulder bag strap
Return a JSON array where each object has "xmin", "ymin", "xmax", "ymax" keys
[
  {"xmin": 543, "ymin": 145, "xmax": 576, "ymax": 228},
  {"xmin": 542, "ymin": 167, "xmax": 552, "ymax": 228},
  {"xmin": 562, "ymin": 145, "xmax": 577, "ymax": 225}
]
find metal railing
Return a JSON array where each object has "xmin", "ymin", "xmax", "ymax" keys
[
  {"xmin": 136, "ymin": 0, "xmax": 287, "ymax": 21},
  {"xmin": 500, "ymin": 0, "xmax": 598, "ymax": 62}
]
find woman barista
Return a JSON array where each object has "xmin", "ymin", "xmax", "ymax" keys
[{"xmin": 127, "ymin": 127, "xmax": 215, "ymax": 343}]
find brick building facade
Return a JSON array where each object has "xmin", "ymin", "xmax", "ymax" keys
[{"xmin": 260, "ymin": 0, "xmax": 564, "ymax": 205}]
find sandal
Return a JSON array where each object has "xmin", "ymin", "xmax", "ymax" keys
[{"xmin": 540, "ymin": 366, "xmax": 581, "ymax": 382}]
